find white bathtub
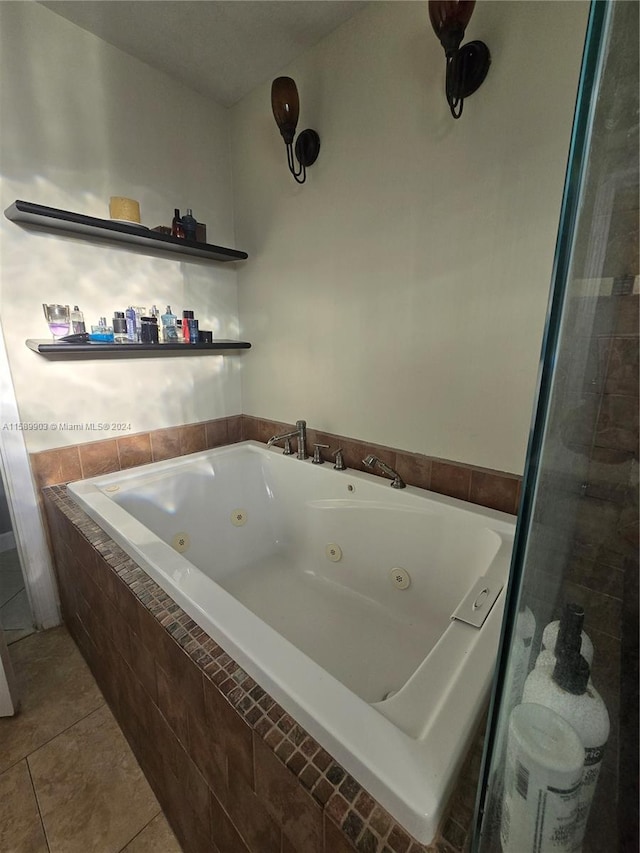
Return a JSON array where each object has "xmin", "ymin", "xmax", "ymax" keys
[{"xmin": 67, "ymin": 440, "xmax": 515, "ymax": 842}]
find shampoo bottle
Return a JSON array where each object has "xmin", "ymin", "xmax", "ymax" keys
[
  {"xmin": 182, "ymin": 208, "xmax": 197, "ymax": 241},
  {"xmin": 522, "ymin": 650, "xmax": 609, "ymax": 852},
  {"xmin": 501, "ymin": 702, "xmax": 584, "ymax": 853}
]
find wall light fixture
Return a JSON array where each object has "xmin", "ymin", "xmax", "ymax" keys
[
  {"xmin": 271, "ymin": 76, "xmax": 320, "ymax": 184},
  {"xmin": 428, "ymin": 1, "xmax": 490, "ymax": 119}
]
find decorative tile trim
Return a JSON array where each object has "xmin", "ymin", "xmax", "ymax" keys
[{"xmin": 43, "ymin": 485, "xmax": 481, "ymax": 853}]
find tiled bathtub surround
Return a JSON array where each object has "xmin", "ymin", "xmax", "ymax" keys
[
  {"xmin": 43, "ymin": 485, "xmax": 484, "ymax": 853},
  {"xmin": 30, "ymin": 414, "xmax": 521, "ymax": 515}
]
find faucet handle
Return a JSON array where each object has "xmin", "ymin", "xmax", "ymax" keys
[
  {"xmin": 312, "ymin": 443, "xmax": 329, "ymax": 464},
  {"xmin": 282, "ymin": 437, "xmax": 293, "ymax": 455},
  {"xmin": 332, "ymin": 448, "xmax": 346, "ymax": 470}
]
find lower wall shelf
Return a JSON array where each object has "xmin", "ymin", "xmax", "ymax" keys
[{"xmin": 26, "ymin": 339, "xmax": 251, "ymax": 358}]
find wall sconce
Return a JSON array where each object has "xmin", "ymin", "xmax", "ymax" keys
[
  {"xmin": 428, "ymin": 1, "xmax": 490, "ymax": 119},
  {"xmin": 271, "ymin": 76, "xmax": 320, "ymax": 184}
]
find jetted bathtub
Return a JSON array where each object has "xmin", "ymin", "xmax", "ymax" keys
[{"xmin": 67, "ymin": 440, "xmax": 515, "ymax": 842}]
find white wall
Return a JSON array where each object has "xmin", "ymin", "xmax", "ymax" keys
[
  {"xmin": 232, "ymin": 1, "xmax": 589, "ymax": 474},
  {"xmin": 0, "ymin": 2, "xmax": 244, "ymax": 453}
]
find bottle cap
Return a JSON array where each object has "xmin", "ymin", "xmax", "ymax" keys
[
  {"xmin": 183, "ymin": 310, "xmax": 194, "ymax": 319},
  {"xmin": 557, "ymin": 602, "xmax": 585, "ymax": 660},
  {"xmin": 166, "ymin": 305, "xmax": 172, "ymax": 313},
  {"xmin": 553, "ymin": 649, "xmax": 590, "ymax": 694},
  {"xmin": 113, "ymin": 311, "xmax": 125, "ymax": 319},
  {"xmin": 74, "ymin": 305, "xmax": 80, "ymax": 311}
]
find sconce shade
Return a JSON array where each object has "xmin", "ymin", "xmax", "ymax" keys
[
  {"xmin": 428, "ymin": 0, "xmax": 489, "ymax": 118},
  {"xmin": 429, "ymin": 1, "xmax": 476, "ymax": 54},
  {"xmin": 271, "ymin": 76, "xmax": 299, "ymax": 145}
]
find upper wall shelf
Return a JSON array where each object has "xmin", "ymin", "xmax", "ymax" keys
[{"xmin": 4, "ymin": 200, "xmax": 249, "ymax": 263}]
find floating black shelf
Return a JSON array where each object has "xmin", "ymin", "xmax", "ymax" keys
[
  {"xmin": 5, "ymin": 200, "xmax": 248, "ymax": 263},
  {"xmin": 26, "ymin": 339, "xmax": 251, "ymax": 359}
]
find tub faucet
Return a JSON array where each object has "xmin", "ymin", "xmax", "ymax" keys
[
  {"xmin": 362, "ymin": 454, "xmax": 406, "ymax": 489},
  {"xmin": 267, "ymin": 420, "xmax": 308, "ymax": 460}
]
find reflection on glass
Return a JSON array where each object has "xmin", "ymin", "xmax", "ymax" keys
[{"xmin": 473, "ymin": 2, "xmax": 638, "ymax": 852}]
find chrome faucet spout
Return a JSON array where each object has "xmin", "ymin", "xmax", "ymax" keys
[
  {"xmin": 362, "ymin": 454, "xmax": 406, "ymax": 489},
  {"xmin": 267, "ymin": 420, "xmax": 307, "ymax": 460}
]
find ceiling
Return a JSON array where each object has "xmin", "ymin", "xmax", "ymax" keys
[{"xmin": 41, "ymin": 1, "xmax": 369, "ymax": 107}]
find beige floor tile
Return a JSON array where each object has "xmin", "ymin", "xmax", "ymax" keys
[
  {"xmin": 29, "ymin": 703, "xmax": 159, "ymax": 853},
  {"xmin": 0, "ymin": 759, "xmax": 48, "ymax": 853},
  {"xmin": 0, "ymin": 626, "xmax": 104, "ymax": 773},
  {"xmin": 122, "ymin": 812, "xmax": 183, "ymax": 853}
]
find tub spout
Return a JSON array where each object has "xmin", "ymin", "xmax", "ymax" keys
[
  {"xmin": 267, "ymin": 420, "xmax": 307, "ymax": 460},
  {"xmin": 363, "ymin": 454, "xmax": 406, "ymax": 489}
]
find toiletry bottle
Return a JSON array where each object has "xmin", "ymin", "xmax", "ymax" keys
[
  {"xmin": 71, "ymin": 305, "xmax": 86, "ymax": 334},
  {"xmin": 150, "ymin": 304, "xmax": 160, "ymax": 328},
  {"xmin": 522, "ymin": 650, "xmax": 610, "ymax": 851},
  {"xmin": 182, "ymin": 310, "xmax": 194, "ymax": 343},
  {"xmin": 176, "ymin": 319, "xmax": 184, "ymax": 343},
  {"xmin": 182, "ymin": 208, "xmax": 197, "ymax": 241},
  {"xmin": 125, "ymin": 306, "xmax": 137, "ymax": 342},
  {"xmin": 501, "ymin": 702, "xmax": 584, "ymax": 853},
  {"xmin": 188, "ymin": 315, "xmax": 199, "ymax": 344},
  {"xmin": 140, "ymin": 316, "xmax": 159, "ymax": 344},
  {"xmin": 171, "ymin": 208, "xmax": 184, "ymax": 238},
  {"xmin": 133, "ymin": 306, "xmax": 146, "ymax": 342},
  {"xmin": 89, "ymin": 317, "xmax": 114, "ymax": 342},
  {"xmin": 161, "ymin": 305, "xmax": 178, "ymax": 342},
  {"xmin": 542, "ymin": 603, "xmax": 594, "ymax": 667},
  {"xmin": 113, "ymin": 311, "xmax": 127, "ymax": 343}
]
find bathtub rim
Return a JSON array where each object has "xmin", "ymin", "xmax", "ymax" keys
[{"xmin": 65, "ymin": 439, "xmax": 516, "ymax": 842}]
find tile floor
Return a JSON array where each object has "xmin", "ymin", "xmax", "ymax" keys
[
  {"xmin": 0, "ymin": 548, "xmax": 35, "ymax": 645},
  {"xmin": 0, "ymin": 625, "xmax": 183, "ymax": 853}
]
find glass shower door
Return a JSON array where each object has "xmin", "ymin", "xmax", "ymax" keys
[{"xmin": 473, "ymin": 2, "xmax": 638, "ymax": 852}]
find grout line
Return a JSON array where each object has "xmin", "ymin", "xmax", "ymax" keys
[
  {"xmin": 25, "ymin": 756, "xmax": 52, "ymax": 853},
  {"xmin": 115, "ymin": 808, "xmax": 163, "ymax": 853},
  {"xmin": 1, "ymin": 699, "xmax": 106, "ymax": 777}
]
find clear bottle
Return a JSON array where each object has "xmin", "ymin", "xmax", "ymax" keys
[
  {"xmin": 161, "ymin": 305, "xmax": 178, "ymax": 342},
  {"xmin": 176, "ymin": 319, "xmax": 184, "ymax": 343},
  {"xmin": 71, "ymin": 305, "xmax": 86, "ymax": 334}
]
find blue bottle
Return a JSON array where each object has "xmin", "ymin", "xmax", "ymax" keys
[{"xmin": 125, "ymin": 306, "xmax": 137, "ymax": 342}]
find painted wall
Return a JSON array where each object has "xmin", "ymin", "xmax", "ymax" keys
[
  {"xmin": 231, "ymin": 1, "xmax": 589, "ymax": 474},
  {"xmin": 0, "ymin": 2, "xmax": 243, "ymax": 454}
]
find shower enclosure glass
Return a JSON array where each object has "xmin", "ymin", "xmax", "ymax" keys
[{"xmin": 473, "ymin": 2, "xmax": 638, "ymax": 852}]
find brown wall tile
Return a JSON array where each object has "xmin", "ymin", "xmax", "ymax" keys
[
  {"xmin": 254, "ymin": 735, "xmax": 323, "ymax": 853},
  {"xmin": 204, "ymin": 676, "xmax": 253, "ymax": 788},
  {"xmin": 181, "ymin": 423, "xmax": 207, "ymax": 455},
  {"xmin": 78, "ymin": 439, "xmax": 120, "ymax": 478},
  {"xmin": 430, "ymin": 461, "xmax": 471, "ymax": 502},
  {"xmin": 210, "ymin": 791, "xmax": 251, "ymax": 853},
  {"xmin": 205, "ymin": 418, "xmax": 229, "ymax": 448},
  {"xmin": 227, "ymin": 768, "xmax": 281, "ymax": 853},
  {"xmin": 150, "ymin": 427, "xmax": 182, "ymax": 461},
  {"xmin": 117, "ymin": 433, "xmax": 152, "ymax": 469},
  {"xmin": 31, "ymin": 446, "xmax": 82, "ymax": 487},
  {"xmin": 469, "ymin": 471, "xmax": 519, "ymax": 515},
  {"xmin": 393, "ymin": 451, "xmax": 432, "ymax": 491}
]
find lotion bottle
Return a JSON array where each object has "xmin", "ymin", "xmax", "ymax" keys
[
  {"xmin": 501, "ymin": 702, "xmax": 584, "ymax": 853},
  {"xmin": 522, "ymin": 650, "xmax": 609, "ymax": 852}
]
